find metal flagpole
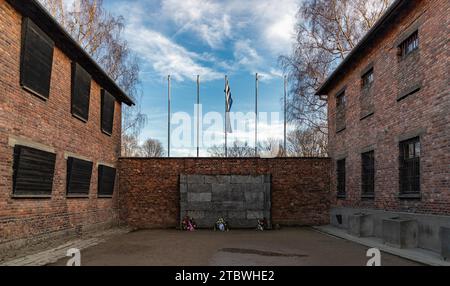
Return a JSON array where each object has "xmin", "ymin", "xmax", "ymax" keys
[
  {"xmin": 168, "ymin": 75, "xmax": 171, "ymax": 158},
  {"xmin": 224, "ymin": 75, "xmax": 228, "ymax": 158},
  {"xmin": 284, "ymin": 75, "xmax": 287, "ymax": 157},
  {"xmin": 196, "ymin": 75, "xmax": 200, "ymax": 158},
  {"xmin": 255, "ymin": 73, "xmax": 259, "ymax": 157}
]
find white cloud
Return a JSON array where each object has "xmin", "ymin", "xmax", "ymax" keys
[
  {"xmin": 112, "ymin": 0, "xmax": 300, "ymax": 82},
  {"xmin": 122, "ymin": 6, "xmax": 223, "ymax": 82},
  {"xmin": 161, "ymin": 0, "xmax": 232, "ymax": 49},
  {"xmin": 233, "ymin": 40, "xmax": 262, "ymax": 71},
  {"xmin": 161, "ymin": 0, "xmax": 299, "ymax": 54}
]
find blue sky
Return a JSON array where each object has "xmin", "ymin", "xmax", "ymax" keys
[{"xmin": 102, "ymin": 0, "xmax": 301, "ymax": 156}]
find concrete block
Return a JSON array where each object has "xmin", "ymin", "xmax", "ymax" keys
[
  {"xmin": 181, "ymin": 201, "xmax": 212, "ymax": 211},
  {"xmin": 205, "ymin": 175, "xmax": 230, "ymax": 184},
  {"xmin": 228, "ymin": 219, "xmax": 255, "ymax": 228},
  {"xmin": 188, "ymin": 183, "xmax": 211, "ymax": 193},
  {"xmin": 186, "ymin": 210, "xmax": 205, "ymax": 219},
  {"xmin": 187, "ymin": 193, "xmax": 212, "ymax": 202},
  {"xmin": 180, "ymin": 192, "xmax": 187, "ymax": 202},
  {"xmin": 440, "ymin": 227, "xmax": 450, "ymax": 261},
  {"xmin": 230, "ymin": 175, "xmax": 248, "ymax": 184},
  {"xmin": 195, "ymin": 218, "xmax": 217, "ymax": 228},
  {"xmin": 348, "ymin": 213, "xmax": 373, "ymax": 237},
  {"xmin": 180, "ymin": 174, "xmax": 187, "ymax": 184},
  {"xmin": 212, "ymin": 185, "xmax": 244, "ymax": 201},
  {"xmin": 247, "ymin": 211, "xmax": 264, "ymax": 220},
  {"xmin": 246, "ymin": 200, "xmax": 265, "ymax": 210},
  {"xmin": 264, "ymin": 183, "xmax": 271, "ymax": 195},
  {"xmin": 187, "ymin": 175, "xmax": 204, "ymax": 184},
  {"xmin": 248, "ymin": 176, "xmax": 264, "ymax": 184},
  {"xmin": 213, "ymin": 201, "xmax": 244, "ymax": 211},
  {"xmin": 382, "ymin": 218, "xmax": 418, "ymax": 249},
  {"xmin": 245, "ymin": 191, "xmax": 264, "ymax": 203},
  {"xmin": 231, "ymin": 175, "xmax": 263, "ymax": 184},
  {"xmin": 227, "ymin": 211, "xmax": 247, "ymax": 219},
  {"xmin": 244, "ymin": 183, "xmax": 264, "ymax": 193},
  {"xmin": 180, "ymin": 184, "xmax": 188, "ymax": 193}
]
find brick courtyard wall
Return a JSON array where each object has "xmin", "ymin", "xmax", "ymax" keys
[
  {"xmin": 118, "ymin": 158, "xmax": 331, "ymax": 229},
  {"xmin": 0, "ymin": 0, "xmax": 122, "ymax": 255},
  {"xmin": 326, "ymin": 0, "xmax": 450, "ymax": 215}
]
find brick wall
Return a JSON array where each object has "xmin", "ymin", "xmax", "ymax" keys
[
  {"xmin": 0, "ymin": 0, "xmax": 122, "ymax": 254},
  {"xmin": 118, "ymin": 158, "xmax": 331, "ymax": 229},
  {"xmin": 326, "ymin": 0, "xmax": 450, "ymax": 215}
]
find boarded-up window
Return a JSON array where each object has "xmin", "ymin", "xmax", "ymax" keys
[
  {"xmin": 399, "ymin": 137, "xmax": 420, "ymax": 195},
  {"xmin": 13, "ymin": 145, "xmax": 56, "ymax": 196},
  {"xmin": 67, "ymin": 157, "xmax": 93, "ymax": 196},
  {"xmin": 337, "ymin": 159, "xmax": 346, "ymax": 198},
  {"xmin": 361, "ymin": 151, "xmax": 375, "ymax": 197},
  {"xmin": 336, "ymin": 89, "xmax": 346, "ymax": 132},
  {"xmin": 71, "ymin": 63, "xmax": 91, "ymax": 121},
  {"xmin": 98, "ymin": 165, "xmax": 116, "ymax": 197},
  {"xmin": 101, "ymin": 90, "xmax": 115, "ymax": 135},
  {"xmin": 20, "ymin": 18, "xmax": 54, "ymax": 100}
]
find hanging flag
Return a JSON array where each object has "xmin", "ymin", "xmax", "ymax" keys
[{"xmin": 225, "ymin": 78, "xmax": 233, "ymax": 133}]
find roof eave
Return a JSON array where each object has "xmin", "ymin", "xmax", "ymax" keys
[{"xmin": 6, "ymin": 0, "xmax": 135, "ymax": 106}]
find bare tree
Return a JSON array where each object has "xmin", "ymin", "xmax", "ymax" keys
[
  {"xmin": 280, "ymin": 0, "xmax": 392, "ymax": 148},
  {"xmin": 39, "ymin": 0, "xmax": 147, "ymax": 156},
  {"xmin": 258, "ymin": 138, "xmax": 284, "ymax": 158},
  {"xmin": 208, "ymin": 139, "xmax": 284, "ymax": 158},
  {"xmin": 121, "ymin": 134, "xmax": 142, "ymax": 157},
  {"xmin": 208, "ymin": 141, "xmax": 255, "ymax": 158},
  {"xmin": 287, "ymin": 127, "xmax": 328, "ymax": 157},
  {"xmin": 141, "ymin": 138, "xmax": 165, "ymax": 157}
]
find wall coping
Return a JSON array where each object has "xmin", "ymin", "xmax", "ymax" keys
[{"xmin": 119, "ymin": 157, "xmax": 331, "ymax": 161}]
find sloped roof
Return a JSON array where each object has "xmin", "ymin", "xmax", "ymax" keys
[{"xmin": 7, "ymin": 0, "xmax": 135, "ymax": 106}]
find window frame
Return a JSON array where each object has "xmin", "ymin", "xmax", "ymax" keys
[
  {"xmin": 71, "ymin": 62, "xmax": 92, "ymax": 122},
  {"xmin": 12, "ymin": 145, "xmax": 56, "ymax": 198},
  {"xmin": 399, "ymin": 137, "xmax": 421, "ymax": 198},
  {"xmin": 361, "ymin": 68, "xmax": 374, "ymax": 90},
  {"xmin": 336, "ymin": 90, "xmax": 346, "ymax": 109},
  {"xmin": 100, "ymin": 89, "xmax": 115, "ymax": 136},
  {"xmin": 335, "ymin": 88, "xmax": 347, "ymax": 133},
  {"xmin": 66, "ymin": 157, "xmax": 93, "ymax": 198},
  {"xmin": 361, "ymin": 151, "xmax": 375, "ymax": 198},
  {"xmin": 20, "ymin": 17, "xmax": 54, "ymax": 101},
  {"xmin": 97, "ymin": 165, "xmax": 117, "ymax": 198},
  {"xmin": 398, "ymin": 30, "xmax": 419, "ymax": 59},
  {"xmin": 337, "ymin": 159, "xmax": 346, "ymax": 198}
]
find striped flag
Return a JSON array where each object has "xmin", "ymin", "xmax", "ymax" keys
[{"xmin": 225, "ymin": 78, "xmax": 233, "ymax": 133}]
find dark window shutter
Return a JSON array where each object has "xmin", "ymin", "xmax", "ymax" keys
[
  {"xmin": 67, "ymin": 157, "xmax": 93, "ymax": 196},
  {"xmin": 337, "ymin": 159, "xmax": 346, "ymax": 197},
  {"xmin": 98, "ymin": 165, "xmax": 116, "ymax": 197},
  {"xmin": 101, "ymin": 90, "xmax": 115, "ymax": 135},
  {"xmin": 13, "ymin": 145, "xmax": 56, "ymax": 196},
  {"xmin": 399, "ymin": 138, "xmax": 420, "ymax": 195},
  {"xmin": 71, "ymin": 63, "xmax": 91, "ymax": 121},
  {"xmin": 20, "ymin": 18, "xmax": 54, "ymax": 100},
  {"xmin": 361, "ymin": 151, "xmax": 375, "ymax": 197}
]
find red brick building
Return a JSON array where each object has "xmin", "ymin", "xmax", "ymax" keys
[
  {"xmin": 316, "ymin": 0, "xmax": 449, "ymax": 254},
  {"xmin": 0, "ymin": 0, "xmax": 134, "ymax": 258}
]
